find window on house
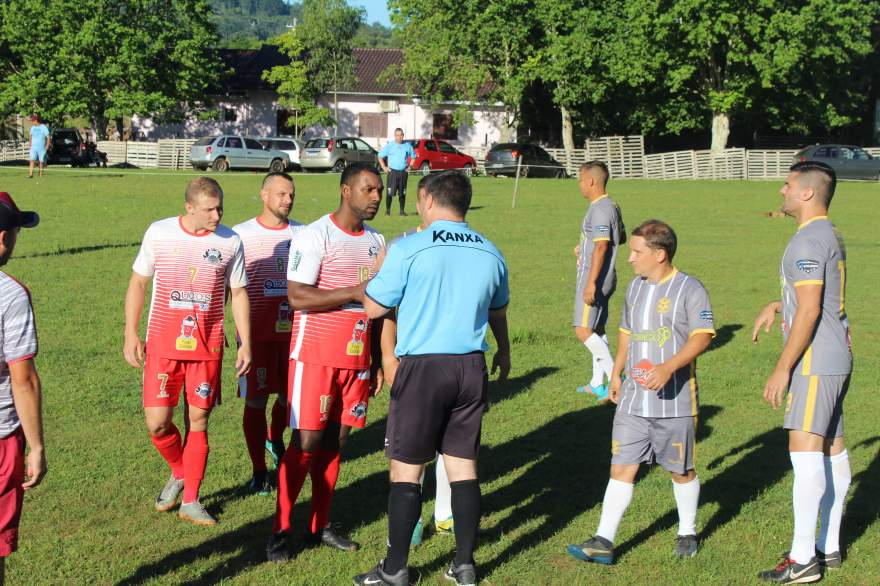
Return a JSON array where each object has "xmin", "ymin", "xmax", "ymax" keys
[
  {"xmin": 432, "ymin": 114, "xmax": 458, "ymax": 140},
  {"xmin": 358, "ymin": 113, "xmax": 388, "ymax": 138},
  {"xmin": 277, "ymin": 110, "xmax": 300, "ymax": 136},
  {"xmin": 223, "ymin": 108, "xmax": 237, "ymax": 122}
]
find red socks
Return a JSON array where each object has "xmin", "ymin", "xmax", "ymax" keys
[
  {"xmin": 309, "ymin": 449, "xmax": 341, "ymax": 533},
  {"xmin": 273, "ymin": 445, "xmax": 314, "ymax": 533},
  {"xmin": 150, "ymin": 424, "xmax": 184, "ymax": 479},
  {"xmin": 243, "ymin": 406, "xmax": 268, "ymax": 473},
  {"xmin": 182, "ymin": 431, "xmax": 209, "ymax": 503},
  {"xmin": 269, "ymin": 400, "xmax": 287, "ymax": 443}
]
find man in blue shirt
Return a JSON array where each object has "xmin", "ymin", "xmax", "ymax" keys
[
  {"xmin": 27, "ymin": 115, "xmax": 50, "ymax": 179},
  {"xmin": 377, "ymin": 128, "xmax": 415, "ymax": 216},
  {"xmin": 354, "ymin": 172, "xmax": 511, "ymax": 586}
]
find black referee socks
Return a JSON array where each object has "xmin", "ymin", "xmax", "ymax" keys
[
  {"xmin": 451, "ymin": 479, "xmax": 480, "ymax": 567},
  {"xmin": 384, "ymin": 482, "xmax": 422, "ymax": 575}
]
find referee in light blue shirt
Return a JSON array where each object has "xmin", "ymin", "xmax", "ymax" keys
[
  {"xmin": 377, "ymin": 128, "xmax": 415, "ymax": 216},
  {"xmin": 353, "ymin": 172, "xmax": 511, "ymax": 586}
]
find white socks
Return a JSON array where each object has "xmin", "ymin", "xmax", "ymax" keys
[
  {"xmin": 434, "ymin": 453, "xmax": 453, "ymax": 521},
  {"xmin": 672, "ymin": 476, "xmax": 700, "ymax": 536},
  {"xmin": 584, "ymin": 333, "xmax": 613, "ymax": 388},
  {"xmin": 596, "ymin": 478, "xmax": 634, "ymax": 543},
  {"xmin": 818, "ymin": 450, "xmax": 850, "ymax": 554},
  {"xmin": 789, "ymin": 451, "xmax": 826, "ymax": 564}
]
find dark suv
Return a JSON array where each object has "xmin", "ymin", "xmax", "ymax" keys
[
  {"xmin": 484, "ymin": 143, "xmax": 566, "ymax": 178},
  {"xmin": 47, "ymin": 128, "xmax": 107, "ymax": 167}
]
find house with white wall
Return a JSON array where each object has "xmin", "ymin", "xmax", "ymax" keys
[{"xmin": 132, "ymin": 46, "xmax": 507, "ymax": 149}]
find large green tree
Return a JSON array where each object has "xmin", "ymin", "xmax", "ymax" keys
[{"xmin": 0, "ymin": 0, "xmax": 220, "ymax": 139}]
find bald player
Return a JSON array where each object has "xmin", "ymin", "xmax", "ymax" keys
[
  {"xmin": 754, "ymin": 162, "xmax": 852, "ymax": 584},
  {"xmin": 233, "ymin": 172, "xmax": 304, "ymax": 495},
  {"xmin": 568, "ymin": 219, "xmax": 714, "ymax": 564},
  {"xmin": 573, "ymin": 161, "xmax": 624, "ymax": 399}
]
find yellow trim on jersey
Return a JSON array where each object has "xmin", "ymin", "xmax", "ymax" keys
[
  {"xmin": 689, "ymin": 362, "xmax": 697, "ymax": 417},
  {"xmin": 798, "ymin": 215, "xmax": 828, "ymax": 230},
  {"xmin": 619, "ymin": 327, "xmax": 631, "ymax": 335},
  {"xmin": 591, "ymin": 194, "xmax": 609, "ymax": 204},
  {"xmin": 580, "ymin": 304, "xmax": 590, "ymax": 328},
  {"xmin": 794, "ymin": 279, "xmax": 824, "ymax": 287},
  {"xmin": 802, "ymin": 375, "xmax": 819, "ymax": 432},
  {"xmin": 690, "ymin": 328, "xmax": 716, "ymax": 338},
  {"xmin": 801, "ymin": 345, "xmax": 813, "ymax": 376},
  {"xmin": 658, "ymin": 267, "xmax": 679, "ymax": 284},
  {"xmin": 692, "ymin": 416, "xmax": 698, "ymax": 465},
  {"xmin": 592, "ymin": 236, "xmax": 611, "ymax": 242},
  {"xmin": 838, "ymin": 260, "xmax": 846, "ymax": 316}
]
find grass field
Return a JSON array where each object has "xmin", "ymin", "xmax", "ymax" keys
[{"xmin": 0, "ymin": 166, "xmax": 878, "ymax": 585}]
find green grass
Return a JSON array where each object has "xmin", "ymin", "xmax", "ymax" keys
[{"xmin": 1, "ymin": 166, "xmax": 878, "ymax": 585}]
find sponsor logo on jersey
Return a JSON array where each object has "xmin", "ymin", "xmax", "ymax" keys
[
  {"xmin": 795, "ymin": 259, "xmax": 820, "ymax": 273},
  {"xmin": 263, "ymin": 278, "xmax": 287, "ymax": 297},
  {"xmin": 631, "ymin": 359, "xmax": 654, "ymax": 387},
  {"xmin": 290, "ymin": 250, "xmax": 303, "ymax": 271},
  {"xmin": 350, "ymin": 401, "xmax": 368, "ymax": 419},
  {"xmin": 256, "ymin": 367, "xmax": 267, "ymax": 389},
  {"xmin": 203, "ymin": 248, "xmax": 223, "ymax": 265},
  {"xmin": 275, "ymin": 301, "xmax": 291, "ymax": 333},
  {"xmin": 630, "ymin": 326, "xmax": 671, "ymax": 348},
  {"xmin": 699, "ymin": 310, "xmax": 714, "ymax": 323},
  {"xmin": 169, "ymin": 290, "xmax": 213, "ymax": 310},
  {"xmin": 656, "ymin": 297, "xmax": 671, "ymax": 314},
  {"xmin": 432, "ymin": 230, "xmax": 484, "ymax": 244},
  {"xmin": 276, "ymin": 257, "xmax": 287, "ymax": 272},
  {"xmin": 346, "ymin": 319, "xmax": 368, "ymax": 356},
  {"xmin": 368, "ymin": 244, "xmax": 380, "ymax": 258},
  {"xmin": 176, "ymin": 315, "xmax": 198, "ymax": 351},
  {"xmin": 195, "ymin": 382, "xmax": 212, "ymax": 399},
  {"xmin": 595, "ymin": 224, "xmax": 610, "ymax": 234}
]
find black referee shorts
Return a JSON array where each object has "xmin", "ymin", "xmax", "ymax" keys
[
  {"xmin": 384, "ymin": 352, "xmax": 488, "ymax": 465},
  {"xmin": 387, "ymin": 169, "xmax": 408, "ymax": 199}
]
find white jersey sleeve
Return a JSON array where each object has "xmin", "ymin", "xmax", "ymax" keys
[
  {"xmin": 226, "ymin": 234, "xmax": 248, "ymax": 289},
  {"xmin": 287, "ymin": 227, "xmax": 324, "ymax": 285},
  {"xmin": 132, "ymin": 224, "xmax": 156, "ymax": 277}
]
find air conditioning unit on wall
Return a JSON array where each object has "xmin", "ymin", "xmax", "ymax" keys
[{"xmin": 379, "ymin": 99, "xmax": 399, "ymax": 113}]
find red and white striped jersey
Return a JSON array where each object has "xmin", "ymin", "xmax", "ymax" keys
[
  {"xmin": 287, "ymin": 213, "xmax": 385, "ymax": 369},
  {"xmin": 133, "ymin": 216, "xmax": 247, "ymax": 361},
  {"xmin": 233, "ymin": 217, "xmax": 305, "ymax": 343}
]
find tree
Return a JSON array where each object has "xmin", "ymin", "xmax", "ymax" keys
[
  {"xmin": 263, "ymin": 28, "xmax": 335, "ymax": 136},
  {"xmin": 0, "ymin": 0, "xmax": 220, "ymax": 139}
]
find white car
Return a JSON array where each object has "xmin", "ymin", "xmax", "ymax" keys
[{"xmin": 259, "ymin": 138, "xmax": 304, "ymax": 170}]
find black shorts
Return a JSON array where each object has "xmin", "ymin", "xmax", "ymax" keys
[
  {"xmin": 387, "ymin": 169, "xmax": 408, "ymax": 198},
  {"xmin": 384, "ymin": 352, "xmax": 487, "ymax": 465}
]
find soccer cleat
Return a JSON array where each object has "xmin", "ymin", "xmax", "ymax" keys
[
  {"xmin": 444, "ymin": 561, "xmax": 477, "ymax": 586},
  {"xmin": 305, "ymin": 525, "xmax": 360, "ymax": 551},
  {"xmin": 266, "ymin": 531, "xmax": 291, "ymax": 563},
  {"xmin": 154, "ymin": 475, "xmax": 185, "ymax": 512},
  {"xmin": 265, "ymin": 439, "xmax": 285, "ymax": 470},
  {"xmin": 758, "ymin": 556, "xmax": 821, "ymax": 584},
  {"xmin": 410, "ymin": 517, "xmax": 424, "ymax": 547},
  {"xmin": 245, "ymin": 472, "xmax": 271, "ymax": 496},
  {"xmin": 567, "ymin": 535, "xmax": 615, "ymax": 565},
  {"xmin": 674, "ymin": 534, "xmax": 699, "ymax": 558},
  {"xmin": 818, "ymin": 550, "xmax": 842, "ymax": 569},
  {"xmin": 576, "ymin": 383, "xmax": 608, "ymax": 400},
  {"xmin": 178, "ymin": 500, "xmax": 219, "ymax": 526},
  {"xmin": 352, "ymin": 560, "xmax": 409, "ymax": 586},
  {"xmin": 434, "ymin": 515, "xmax": 455, "ymax": 535}
]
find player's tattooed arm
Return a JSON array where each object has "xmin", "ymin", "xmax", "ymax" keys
[
  {"xmin": 609, "ymin": 331, "xmax": 630, "ymax": 403},
  {"xmin": 123, "ymin": 272, "xmax": 151, "ymax": 368},
  {"xmin": 752, "ymin": 300, "xmax": 782, "ymax": 343},
  {"xmin": 764, "ymin": 286, "xmax": 821, "ymax": 409}
]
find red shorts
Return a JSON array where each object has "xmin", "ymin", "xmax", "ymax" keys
[
  {"xmin": 0, "ymin": 428, "xmax": 24, "ymax": 557},
  {"xmin": 143, "ymin": 353, "xmax": 222, "ymax": 410},
  {"xmin": 238, "ymin": 342, "xmax": 289, "ymax": 399},
  {"xmin": 288, "ymin": 359, "xmax": 371, "ymax": 430}
]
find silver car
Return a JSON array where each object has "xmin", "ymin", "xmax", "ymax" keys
[
  {"xmin": 259, "ymin": 137, "xmax": 304, "ymax": 169},
  {"xmin": 190, "ymin": 135, "xmax": 291, "ymax": 173},
  {"xmin": 794, "ymin": 144, "xmax": 880, "ymax": 180},
  {"xmin": 300, "ymin": 137, "xmax": 378, "ymax": 172}
]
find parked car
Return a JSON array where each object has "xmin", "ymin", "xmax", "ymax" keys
[
  {"xmin": 259, "ymin": 137, "xmax": 304, "ymax": 169},
  {"xmin": 189, "ymin": 135, "xmax": 291, "ymax": 172},
  {"xmin": 47, "ymin": 128, "xmax": 107, "ymax": 167},
  {"xmin": 300, "ymin": 137, "xmax": 378, "ymax": 172},
  {"xmin": 404, "ymin": 139, "xmax": 477, "ymax": 175},
  {"xmin": 484, "ymin": 143, "xmax": 567, "ymax": 178},
  {"xmin": 793, "ymin": 144, "xmax": 880, "ymax": 180}
]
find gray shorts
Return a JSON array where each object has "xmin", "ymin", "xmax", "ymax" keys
[
  {"xmin": 611, "ymin": 411, "xmax": 696, "ymax": 474},
  {"xmin": 784, "ymin": 373, "xmax": 849, "ymax": 438},
  {"xmin": 572, "ymin": 293, "xmax": 610, "ymax": 331}
]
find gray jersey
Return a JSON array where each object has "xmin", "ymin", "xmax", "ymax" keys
[
  {"xmin": 618, "ymin": 270, "xmax": 715, "ymax": 418},
  {"xmin": 576, "ymin": 196, "xmax": 621, "ymax": 295},
  {"xmin": 0, "ymin": 272, "xmax": 39, "ymax": 436},
  {"xmin": 781, "ymin": 217, "xmax": 851, "ymax": 376}
]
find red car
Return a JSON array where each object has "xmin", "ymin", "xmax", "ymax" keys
[{"xmin": 405, "ymin": 139, "xmax": 477, "ymax": 175}]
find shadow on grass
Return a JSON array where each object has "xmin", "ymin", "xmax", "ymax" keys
[
  {"xmin": 18, "ymin": 242, "xmax": 140, "ymax": 259},
  {"xmin": 707, "ymin": 324, "xmax": 743, "ymax": 353},
  {"xmin": 843, "ymin": 436, "xmax": 880, "ymax": 552}
]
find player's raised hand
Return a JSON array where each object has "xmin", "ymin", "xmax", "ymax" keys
[
  {"xmin": 752, "ymin": 301, "xmax": 781, "ymax": 343},
  {"xmin": 22, "ymin": 448, "xmax": 46, "ymax": 490},
  {"xmin": 763, "ymin": 367, "xmax": 789, "ymax": 409},
  {"xmin": 644, "ymin": 362, "xmax": 674, "ymax": 390},
  {"xmin": 235, "ymin": 344, "xmax": 252, "ymax": 377},
  {"xmin": 491, "ymin": 348, "xmax": 510, "ymax": 381},
  {"xmin": 123, "ymin": 333, "xmax": 145, "ymax": 368}
]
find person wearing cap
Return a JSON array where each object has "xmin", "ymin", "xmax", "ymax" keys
[
  {"xmin": 0, "ymin": 192, "xmax": 45, "ymax": 581},
  {"xmin": 27, "ymin": 115, "xmax": 50, "ymax": 179}
]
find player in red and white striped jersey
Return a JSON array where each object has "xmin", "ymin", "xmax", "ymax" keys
[
  {"xmin": 233, "ymin": 172, "xmax": 304, "ymax": 495},
  {"xmin": 267, "ymin": 164, "xmax": 386, "ymax": 562},
  {"xmin": 124, "ymin": 177, "xmax": 252, "ymax": 526}
]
